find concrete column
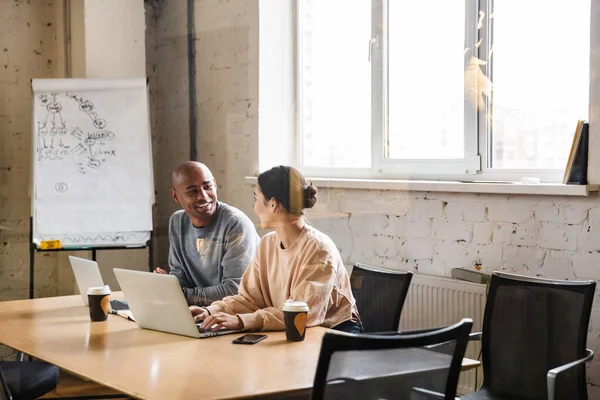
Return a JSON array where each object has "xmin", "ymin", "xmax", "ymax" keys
[
  {"xmin": 70, "ymin": 0, "xmax": 146, "ymax": 78},
  {"xmin": 68, "ymin": 0, "xmax": 150, "ymax": 289}
]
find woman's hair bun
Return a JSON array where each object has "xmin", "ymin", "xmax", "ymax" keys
[
  {"xmin": 258, "ymin": 166, "xmax": 316, "ymax": 215},
  {"xmin": 303, "ymin": 184, "xmax": 317, "ymax": 209}
]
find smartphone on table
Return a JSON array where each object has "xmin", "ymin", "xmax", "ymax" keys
[{"xmin": 232, "ymin": 334, "xmax": 267, "ymax": 345}]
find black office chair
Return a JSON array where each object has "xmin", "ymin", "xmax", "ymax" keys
[
  {"xmin": 350, "ymin": 263, "xmax": 413, "ymax": 333},
  {"xmin": 311, "ymin": 318, "xmax": 473, "ymax": 400},
  {"xmin": 461, "ymin": 272, "xmax": 595, "ymax": 400},
  {"xmin": 0, "ymin": 360, "xmax": 60, "ymax": 400}
]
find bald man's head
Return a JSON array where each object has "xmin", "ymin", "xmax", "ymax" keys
[
  {"xmin": 172, "ymin": 161, "xmax": 213, "ymax": 187},
  {"xmin": 170, "ymin": 161, "xmax": 218, "ymax": 227}
]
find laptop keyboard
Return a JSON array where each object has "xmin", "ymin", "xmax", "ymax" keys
[
  {"xmin": 197, "ymin": 324, "xmax": 217, "ymax": 333},
  {"xmin": 110, "ymin": 300, "xmax": 129, "ymax": 311},
  {"xmin": 196, "ymin": 323, "xmax": 232, "ymax": 334}
]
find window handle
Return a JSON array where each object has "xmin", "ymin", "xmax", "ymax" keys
[{"xmin": 368, "ymin": 36, "xmax": 379, "ymax": 62}]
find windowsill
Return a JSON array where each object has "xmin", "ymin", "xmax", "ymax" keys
[{"xmin": 244, "ymin": 176, "xmax": 599, "ymax": 196}]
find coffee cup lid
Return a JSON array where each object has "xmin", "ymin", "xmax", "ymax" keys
[
  {"xmin": 282, "ymin": 299, "xmax": 309, "ymax": 312},
  {"xmin": 87, "ymin": 285, "xmax": 111, "ymax": 295}
]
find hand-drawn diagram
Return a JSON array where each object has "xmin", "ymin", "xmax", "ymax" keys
[
  {"xmin": 55, "ymin": 182, "xmax": 68, "ymax": 193},
  {"xmin": 36, "ymin": 92, "xmax": 117, "ymax": 174},
  {"xmin": 38, "ymin": 94, "xmax": 67, "ymax": 137}
]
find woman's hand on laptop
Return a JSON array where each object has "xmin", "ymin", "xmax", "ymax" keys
[
  {"xmin": 199, "ymin": 312, "xmax": 242, "ymax": 332},
  {"xmin": 154, "ymin": 267, "xmax": 168, "ymax": 274},
  {"xmin": 190, "ymin": 306, "xmax": 209, "ymax": 322}
]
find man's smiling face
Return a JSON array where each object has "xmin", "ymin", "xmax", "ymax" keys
[{"xmin": 171, "ymin": 163, "xmax": 218, "ymax": 227}]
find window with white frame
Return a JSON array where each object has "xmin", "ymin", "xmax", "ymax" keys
[{"xmin": 296, "ymin": 0, "xmax": 590, "ymax": 182}]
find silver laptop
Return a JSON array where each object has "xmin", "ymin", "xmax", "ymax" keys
[
  {"xmin": 112, "ymin": 268, "xmax": 244, "ymax": 339},
  {"xmin": 68, "ymin": 256, "xmax": 129, "ymax": 312}
]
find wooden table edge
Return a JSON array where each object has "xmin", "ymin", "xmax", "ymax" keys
[{"xmin": 0, "ymin": 340, "xmax": 142, "ymax": 399}]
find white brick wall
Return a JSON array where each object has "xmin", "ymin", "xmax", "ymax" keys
[
  {"xmin": 402, "ymin": 239, "xmax": 435, "ymax": 260},
  {"xmin": 477, "ymin": 245, "xmax": 503, "ymax": 270},
  {"xmin": 472, "ymin": 223, "xmax": 492, "ymax": 244},
  {"xmin": 432, "ymin": 219, "xmax": 472, "ymax": 242},
  {"xmin": 308, "ymin": 191, "xmax": 600, "ymax": 279},
  {"xmin": 515, "ymin": 221, "xmax": 538, "ymax": 247},
  {"xmin": 573, "ymin": 253, "xmax": 600, "ymax": 281},
  {"xmin": 539, "ymin": 222, "xmax": 579, "ymax": 251},
  {"xmin": 542, "ymin": 250, "xmax": 576, "ymax": 280},
  {"xmin": 407, "ymin": 198, "xmax": 444, "ymax": 220},
  {"xmin": 488, "ymin": 200, "xmax": 534, "ymax": 223},
  {"xmin": 492, "ymin": 223, "xmax": 516, "ymax": 245},
  {"xmin": 303, "ymin": 189, "xmax": 600, "ymax": 390},
  {"xmin": 534, "ymin": 200, "xmax": 588, "ymax": 224},
  {"xmin": 384, "ymin": 216, "xmax": 431, "ymax": 238}
]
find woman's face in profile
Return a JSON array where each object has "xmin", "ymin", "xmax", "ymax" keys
[{"xmin": 253, "ymin": 187, "xmax": 274, "ymax": 229}]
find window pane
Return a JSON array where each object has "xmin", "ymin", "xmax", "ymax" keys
[
  {"xmin": 491, "ymin": 1, "xmax": 590, "ymax": 169},
  {"xmin": 299, "ymin": 0, "xmax": 371, "ymax": 168},
  {"xmin": 388, "ymin": 1, "xmax": 466, "ymax": 159}
]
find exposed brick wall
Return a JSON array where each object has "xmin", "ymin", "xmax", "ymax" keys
[
  {"xmin": 0, "ymin": 0, "xmax": 69, "ymax": 302},
  {"xmin": 0, "ymin": 0, "xmax": 62, "ymax": 361}
]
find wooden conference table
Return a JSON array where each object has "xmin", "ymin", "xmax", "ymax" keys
[{"xmin": 0, "ymin": 295, "xmax": 480, "ymax": 399}]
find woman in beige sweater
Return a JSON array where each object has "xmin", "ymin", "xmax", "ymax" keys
[{"xmin": 191, "ymin": 166, "xmax": 362, "ymax": 333}]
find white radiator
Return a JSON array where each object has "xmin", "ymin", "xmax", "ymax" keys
[{"xmin": 399, "ymin": 274, "xmax": 487, "ymax": 395}]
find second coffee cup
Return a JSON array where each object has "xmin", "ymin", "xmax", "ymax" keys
[
  {"xmin": 283, "ymin": 300, "xmax": 309, "ymax": 342},
  {"xmin": 87, "ymin": 285, "xmax": 111, "ymax": 322}
]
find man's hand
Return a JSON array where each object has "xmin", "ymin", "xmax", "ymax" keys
[
  {"xmin": 154, "ymin": 267, "xmax": 168, "ymax": 274},
  {"xmin": 200, "ymin": 312, "xmax": 242, "ymax": 332},
  {"xmin": 190, "ymin": 306, "xmax": 209, "ymax": 322}
]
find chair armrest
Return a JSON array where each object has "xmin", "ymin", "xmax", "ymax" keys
[
  {"xmin": 547, "ymin": 349, "xmax": 594, "ymax": 400},
  {"xmin": 411, "ymin": 387, "xmax": 456, "ymax": 400},
  {"xmin": 469, "ymin": 332, "xmax": 482, "ymax": 341}
]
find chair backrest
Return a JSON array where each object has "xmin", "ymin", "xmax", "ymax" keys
[
  {"xmin": 311, "ymin": 318, "xmax": 473, "ymax": 400},
  {"xmin": 350, "ymin": 263, "xmax": 413, "ymax": 332},
  {"xmin": 481, "ymin": 272, "xmax": 595, "ymax": 400}
]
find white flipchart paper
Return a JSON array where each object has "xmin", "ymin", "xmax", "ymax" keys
[{"xmin": 31, "ymin": 78, "xmax": 154, "ymax": 246}]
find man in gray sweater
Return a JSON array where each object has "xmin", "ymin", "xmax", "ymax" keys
[{"xmin": 155, "ymin": 161, "xmax": 259, "ymax": 306}]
